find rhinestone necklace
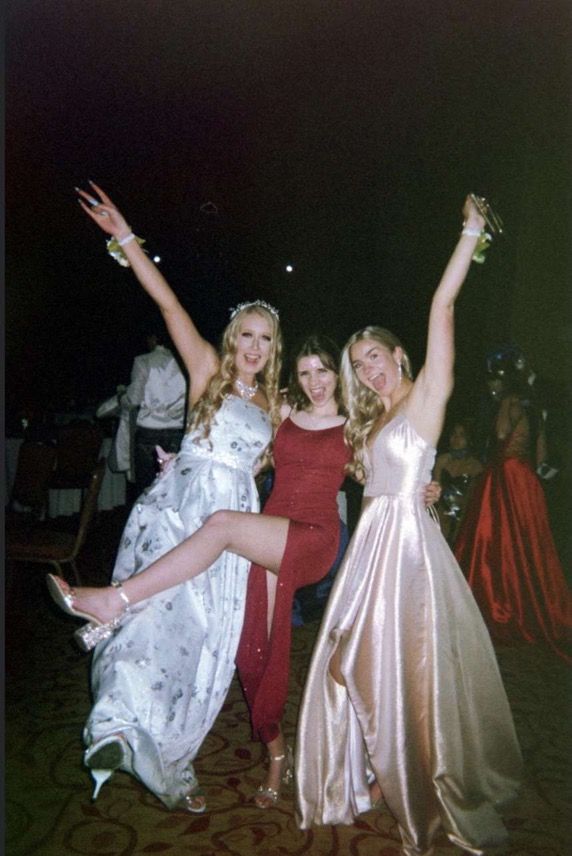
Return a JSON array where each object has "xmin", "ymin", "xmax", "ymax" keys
[{"xmin": 235, "ymin": 377, "xmax": 259, "ymax": 400}]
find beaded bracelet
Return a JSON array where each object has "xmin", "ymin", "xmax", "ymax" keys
[
  {"xmin": 106, "ymin": 234, "xmax": 146, "ymax": 267},
  {"xmin": 118, "ymin": 232, "xmax": 136, "ymax": 246}
]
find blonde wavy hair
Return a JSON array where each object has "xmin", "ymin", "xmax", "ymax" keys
[
  {"xmin": 341, "ymin": 326, "xmax": 413, "ymax": 481},
  {"xmin": 188, "ymin": 306, "xmax": 283, "ymax": 453}
]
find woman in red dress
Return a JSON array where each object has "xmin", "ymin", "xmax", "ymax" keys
[
  {"xmin": 236, "ymin": 335, "xmax": 351, "ymax": 806},
  {"xmin": 454, "ymin": 364, "xmax": 572, "ymax": 662}
]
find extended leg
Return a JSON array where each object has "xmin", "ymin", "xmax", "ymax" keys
[
  {"xmin": 328, "ymin": 643, "xmax": 383, "ymax": 809},
  {"xmin": 50, "ymin": 510, "xmax": 290, "ymax": 624}
]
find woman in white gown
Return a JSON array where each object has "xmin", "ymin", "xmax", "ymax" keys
[
  {"xmin": 63, "ymin": 184, "xmax": 282, "ymax": 811},
  {"xmin": 295, "ymin": 196, "xmax": 523, "ymax": 854}
]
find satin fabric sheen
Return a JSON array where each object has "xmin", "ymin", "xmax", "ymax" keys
[
  {"xmin": 455, "ymin": 436, "xmax": 572, "ymax": 663},
  {"xmin": 296, "ymin": 413, "xmax": 522, "ymax": 855},
  {"xmin": 236, "ymin": 418, "xmax": 351, "ymax": 743},
  {"xmin": 86, "ymin": 396, "xmax": 272, "ymax": 807}
]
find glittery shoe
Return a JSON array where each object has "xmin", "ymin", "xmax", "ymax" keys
[
  {"xmin": 46, "ymin": 574, "xmax": 130, "ymax": 652},
  {"xmin": 254, "ymin": 745, "xmax": 294, "ymax": 808},
  {"xmin": 179, "ymin": 787, "xmax": 207, "ymax": 814}
]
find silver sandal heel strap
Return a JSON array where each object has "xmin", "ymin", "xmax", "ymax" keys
[{"xmin": 111, "ymin": 581, "xmax": 131, "ymax": 610}]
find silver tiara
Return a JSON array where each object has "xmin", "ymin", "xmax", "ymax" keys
[{"xmin": 229, "ymin": 299, "xmax": 280, "ymax": 320}]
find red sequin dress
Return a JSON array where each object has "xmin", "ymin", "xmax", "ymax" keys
[
  {"xmin": 455, "ymin": 405, "xmax": 572, "ymax": 663},
  {"xmin": 236, "ymin": 417, "xmax": 351, "ymax": 743}
]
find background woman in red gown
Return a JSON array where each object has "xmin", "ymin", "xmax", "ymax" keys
[{"xmin": 454, "ymin": 356, "xmax": 572, "ymax": 662}]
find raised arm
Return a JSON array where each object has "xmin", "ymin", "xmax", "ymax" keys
[
  {"xmin": 77, "ymin": 183, "xmax": 219, "ymax": 403},
  {"xmin": 408, "ymin": 196, "xmax": 486, "ymax": 443}
]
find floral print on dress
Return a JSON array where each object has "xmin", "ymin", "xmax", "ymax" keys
[{"xmin": 85, "ymin": 396, "xmax": 272, "ymax": 809}]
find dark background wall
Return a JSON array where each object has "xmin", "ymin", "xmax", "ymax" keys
[{"xmin": 6, "ymin": 0, "xmax": 571, "ymax": 424}]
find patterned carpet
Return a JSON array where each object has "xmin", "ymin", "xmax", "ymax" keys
[{"xmin": 6, "ymin": 508, "xmax": 572, "ymax": 856}]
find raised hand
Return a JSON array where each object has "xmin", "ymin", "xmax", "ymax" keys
[
  {"xmin": 75, "ymin": 179, "xmax": 219, "ymax": 394},
  {"xmin": 156, "ymin": 446, "xmax": 176, "ymax": 478},
  {"xmin": 75, "ymin": 181, "xmax": 131, "ymax": 239},
  {"xmin": 462, "ymin": 194, "xmax": 486, "ymax": 233}
]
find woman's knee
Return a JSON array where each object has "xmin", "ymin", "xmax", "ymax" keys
[
  {"xmin": 328, "ymin": 647, "xmax": 346, "ymax": 687},
  {"xmin": 204, "ymin": 509, "xmax": 236, "ymax": 537}
]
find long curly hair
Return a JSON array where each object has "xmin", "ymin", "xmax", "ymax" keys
[
  {"xmin": 286, "ymin": 334, "xmax": 344, "ymax": 413},
  {"xmin": 341, "ymin": 326, "xmax": 413, "ymax": 480},
  {"xmin": 188, "ymin": 305, "xmax": 283, "ymax": 444}
]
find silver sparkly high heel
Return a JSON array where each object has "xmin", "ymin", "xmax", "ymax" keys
[
  {"xmin": 179, "ymin": 786, "xmax": 207, "ymax": 814},
  {"xmin": 84, "ymin": 735, "xmax": 126, "ymax": 799},
  {"xmin": 46, "ymin": 574, "xmax": 130, "ymax": 652},
  {"xmin": 254, "ymin": 745, "xmax": 294, "ymax": 808}
]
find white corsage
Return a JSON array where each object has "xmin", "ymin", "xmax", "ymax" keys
[{"xmin": 106, "ymin": 235, "xmax": 146, "ymax": 267}]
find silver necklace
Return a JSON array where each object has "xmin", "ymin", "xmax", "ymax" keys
[{"xmin": 235, "ymin": 377, "xmax": 259, "ymax": 400}]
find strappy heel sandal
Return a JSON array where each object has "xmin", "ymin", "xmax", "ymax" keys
[
  {"xmin": 84, "ymin": 735, "xmax": 127, "ymax": 799},
  {"xmin": 254, "ymin": 745, "xmax": 294, "ymax": 808},
  {"xmin": 46, "ymin": 574, "xmax": 130, "ymax": 652},
  {"xmin": 369, "ymin": 780, "xmax": 384, "ymax": 810}
]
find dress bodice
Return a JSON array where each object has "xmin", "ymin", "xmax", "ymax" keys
[
  {"xmin": 497, "ymin": 419, "xmax": 531, "ymax": 462},
  {"xmin": 236, "ymin": 416, "xmax": 352, "ymax": 744},
  {"xmin": 267, "ymin": 418, "xmax": 351, "ymax": 521},
  {"xmin": 182, "ymin": 395, "xmax": 272, "ymax": 471},
  {"xmin": 363, "ymin": 412, "xmax": 436, "ymax": 497}
]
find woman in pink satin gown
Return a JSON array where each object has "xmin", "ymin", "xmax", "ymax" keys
[
  {"xmin": 295, "ymin": 197, "xmax": 523, "ymax": 855},
  {"xmin": 455, "ymin": 370, "xmax": 572, "ymax": 663}
]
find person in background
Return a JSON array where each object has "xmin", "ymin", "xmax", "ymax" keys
[
  {"xmin": 433, "ymin": 416, "xmax": 483, "ymax": 545},
  {"xmin": 122, "ymin": 327, "xmax": 187, "ymax": 496},
  {"xmin": 455, "ymin": 351, "xmax": 572, "ymax": 662}
]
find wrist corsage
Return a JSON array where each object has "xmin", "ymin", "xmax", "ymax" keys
[{"xmin": 106, "ymin": 234, "xmax": 146, "ymax": 267}]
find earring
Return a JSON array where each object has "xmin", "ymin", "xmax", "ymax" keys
[{"xmin": 397, "ymin": 363, "xmax": 403, "ymax": 386}]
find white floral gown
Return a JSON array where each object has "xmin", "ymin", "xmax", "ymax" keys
[{"xmin": 85, "ymin": 395, "xmax": 272, "ymax": 808}]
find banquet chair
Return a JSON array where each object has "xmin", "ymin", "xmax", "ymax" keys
[
  {"xmin": 6, "ymin": 459, "xmax": 106, "ymax": 585},
  {"xmin": 9, "ymin": 440, "xmax": 57, "ymax": 519},
  {"xmin": 50, "ymin": 421, "xmax": 103, "ymax": 491}
]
